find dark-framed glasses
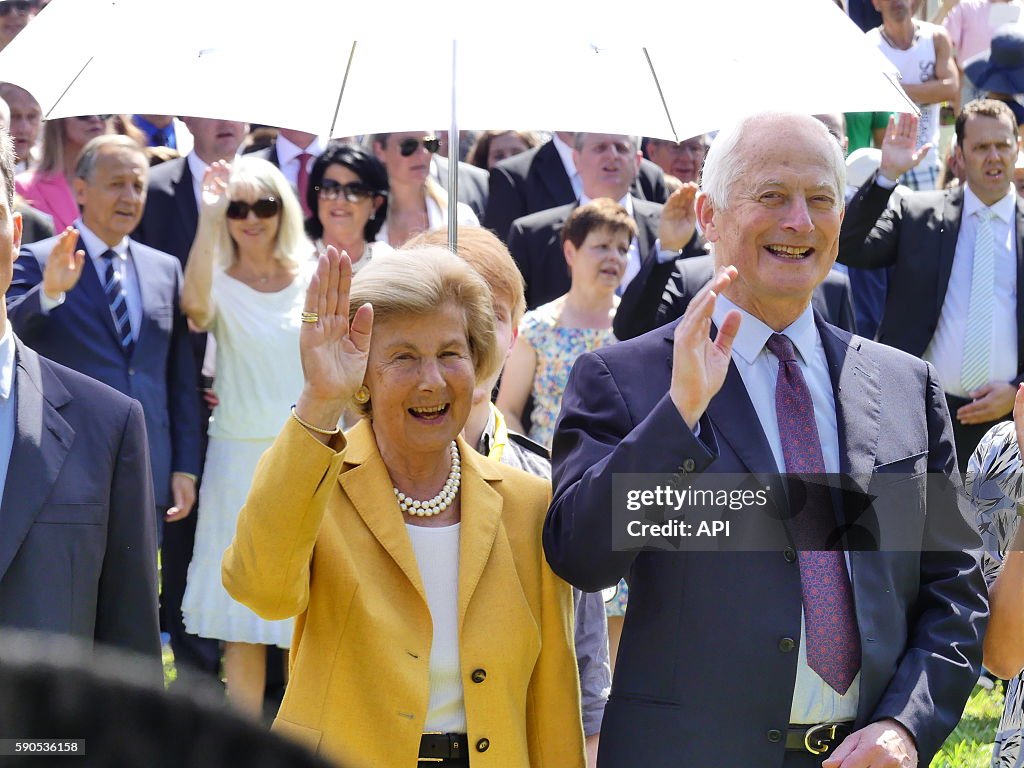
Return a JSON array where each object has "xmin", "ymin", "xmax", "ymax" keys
[
  {"xmin": 316, "ymin": 179, "xmax": 378, "ymax": 203},
  {"xmin": 0, "ymin": 1, "xmax": 38, "ymax": 15},
  {"xmin": 225, "ymin": 197, "xmax": 280, "ymax": 220},
  {"xmin": 398, "ymin": 136, "xmax": 440, "ymax": 157}
]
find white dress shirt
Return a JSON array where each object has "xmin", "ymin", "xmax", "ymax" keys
[
  {"xmin": 923, "ymin": 184, "xmax": 1018, "ymax": 397},
  {"xmin": 0, "ymin": 322, "xmax": 17, "ymax": 506},
  {"xmin": 552, "ymin": 133, "xmax": 582, "ymax": 200},
  {"xmin": 187, "ymin": 151, "xmax": 211, "ymax": 208},
  {"xmin": 711, "ymin": 294, "xmax": 860, "ymax": 723}
]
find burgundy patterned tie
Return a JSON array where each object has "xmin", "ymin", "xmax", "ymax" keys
[{"xmin": 766, "ymin": 333, "xmax": 860, "ymax": 695}]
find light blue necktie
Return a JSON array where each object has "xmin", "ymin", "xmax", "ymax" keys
[{"xmin": 961, "ymin": 209, "xmax": 996, "ymax": 394}]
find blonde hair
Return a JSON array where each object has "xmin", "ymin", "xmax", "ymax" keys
[
  {"xmin": 405, "ymin": 227, "xmax": 527, "ymax": 328},
  {"xmin": 349, "ymin": 246, "xmax": 500, "ymax": 414},
  {"xmin": 210, "ymin": 156, "xmax": 310, "ymax": 268}
]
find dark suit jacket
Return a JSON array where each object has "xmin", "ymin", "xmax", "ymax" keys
[
  {"xmin": 649, "ymin": 254, "xmax": 858, "ymax": 337},
  {"xmin": 133, "ymin": 157, "xmax": 198, "ymax": 268},
  {"xmin": 544, "ymin": 313, "xmax": 986, "ymax": 766},
  {"xmin": 433, "ymin": 155, "xmax": 489, "ymax": 219},
  {"xmin": 508, "ymin": 197, "xmax": 663, "ymax": 310},
  {"xmin": 0, "ymin": 339, "xmax": 161, "ymax": 673},
  {"xmin": 7, "ymin": 236, "xmax": 201, "ymax": 507},
  {"xmin": 839, "ymin": 179, "xmax": 1024, "ymax": 383},
  {"xmin": 15, "ymin": 201, "xmax": 53, "ymax": 246},
  {"xmin": 484, "ymin": 140, "xmax": 668, "ymax": 243}
]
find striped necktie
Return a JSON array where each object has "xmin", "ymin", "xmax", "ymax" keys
[
  {"xmin": 961, "ymin": 209, "xmax": 996, "ymax": 394},
  {"xmin": 101, "ymin": 249, "xmax": 134, "ymax": 357}
]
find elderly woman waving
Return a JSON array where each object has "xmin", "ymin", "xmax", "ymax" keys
[{"xmin": 223, "ymin": 246, "xmax": 585, "ymax": 768}]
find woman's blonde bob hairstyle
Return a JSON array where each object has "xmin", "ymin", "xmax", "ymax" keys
[{"xmin": 348, "ymin": 246, "xmax": 500, "ymax": 415}]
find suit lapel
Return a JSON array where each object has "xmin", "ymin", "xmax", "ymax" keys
[
  {"xmin": 0, "ymin": 341, "xmax": 74, "ymax": 582},
  {"xmin": 632, "ymin": 198, "xmax": 659, "ymax": 264},
  {"xmin": 173, "ymin": 161, "xmax": 199, "ymax": 239},
  {"xmin": 935, "ymin": 188, "xmax": 963, "ymax": 316},
  {"xmin": 454, "ymin": 438, "xmax": 503, "ymax": 632},
  {"xmin": 128, "ymin": 242, "xmax": 150, "ymax": 358},
  {"xmin": 537, "ymin": 142, "xmax": 575, "ymax": 207}
]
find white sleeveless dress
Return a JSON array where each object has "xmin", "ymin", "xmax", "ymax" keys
[{"xmin": 181, "ymin": 260, "xmax": 312, "ymax": 647}]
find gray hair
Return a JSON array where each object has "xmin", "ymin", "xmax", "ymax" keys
[
  {"xmin": 700, "ymin": 112, "xmax": 846, "ymax": 211},
  {"xmin": 0, "ymin": 129, "xmax": 14, "ymax": 210},
  {"xmin": 73, "ymin": 134, "xmax": 147, "ymax": 183}
]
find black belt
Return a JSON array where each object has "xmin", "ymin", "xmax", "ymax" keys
[
  {"xmin": 785, "ymin": 722, "xmax": 853, "ymax": 755},
  {"xmin": 419, "ymin": 732, "xmax": 467, "ymax": 761}
]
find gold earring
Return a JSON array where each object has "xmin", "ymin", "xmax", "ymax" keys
[{"xmin": 353, "ymin": 386, "xmax": 370, "ymax": 404}]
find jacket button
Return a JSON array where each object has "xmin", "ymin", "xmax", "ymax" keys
[
  {"xmin": 128, "ymin": 368, "xmax": 135, "ymax": 376},
  {"xmin": 471, "ymin": 668, "xmax": 486, "ymax": 683},
  {"xmin": 778, "ymin": 637, "xmax": 795, "ymax": 653},
  {"xmin": 783, "ymin": 547, "xmax": 797, "ymax": 563},
  {"xmin": 679, "ymin": 458, "xmax": 696, "ymax": 473},
  {"xmin": 767, "ymin": 729, "xmax": 782, "ymax": 743},
  {"xmin": 476, "ymin": 738, "xmax": 490, "ymax": 752}
]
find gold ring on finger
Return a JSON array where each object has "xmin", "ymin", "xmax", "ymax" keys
[{"xmin": 301, "ymin": 311, "xmax": 320, "ymax": 324}]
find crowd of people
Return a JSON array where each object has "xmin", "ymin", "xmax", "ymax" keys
[{"xmin": 4, "ymin": 0, "xmax": 1024, "ymax": 766}]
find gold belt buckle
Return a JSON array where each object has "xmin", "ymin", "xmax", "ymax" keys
[{"xmin": 804, "ymin": 723, "xmax": 839, "ymax": 755}]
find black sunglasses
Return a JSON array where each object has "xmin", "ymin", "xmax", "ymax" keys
[
  {"xmin": 226, "ymin": 197, "xmax": 280, "ymax": 220},
  {"xmin": 315, "ymin": 179, "xmax": 378, "ymax": 203},
  {"xmin": 73, "ymin": 114, "xmax": 111, "ymax": 121},
  {"xmin": 398, "ymin": 136, "xmax": 440, "ymax": 157},
  {"xmin": 0, "ymin": 1, "xmax": 38, "ymax": 15}
]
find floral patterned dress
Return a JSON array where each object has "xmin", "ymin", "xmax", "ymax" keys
[
  {"xmin": 967, "ymin": 421, "xmax": 1024, "ymax": 768},
  {"xmin": 520, "ymin": 300, "xmax": 618, "ymax": 450}
]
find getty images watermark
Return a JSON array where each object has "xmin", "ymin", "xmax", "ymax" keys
[{"xmin": 611, "ymin": 471, "xmax": 973, "ymax": 552}]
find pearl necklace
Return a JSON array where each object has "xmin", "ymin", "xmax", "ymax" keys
[{"xmin": 393, "ymin": 442, "xmax": 461, "ymax": 517}]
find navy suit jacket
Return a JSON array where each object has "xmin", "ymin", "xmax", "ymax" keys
[
  {"xmin": 544, "ymin": 313, "xmax": 987, "ymax": 766},
  {"xmin": 484, "ymin": 139, "xmax": 668, "ymax": 243},
  {"xmin": 133, "ymin": 158, "xmax": 198, "ymax": 268},
  {"xmin": 508, "ymin": 197, "xmax": 663, "ymax": 310},
  {"xmin": 7, "ymin": 236, "xmax": 201, "ymax": 507},
  {"xmin": 433, "ymin": 155, "xmax": 490, "ymax": 219},
  {"xmin": 0, "ymin": 339, "xmax": 160, "ymax": 675}
]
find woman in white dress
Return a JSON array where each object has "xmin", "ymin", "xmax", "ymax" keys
[{"xmin": 181, "ymin": 156, "xmax": 313, "ymax": 716}]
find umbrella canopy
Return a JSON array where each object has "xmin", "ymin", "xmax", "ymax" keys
[{"xmin": 0, "ymin": 0, "xmax": 913, "ymax": 141}]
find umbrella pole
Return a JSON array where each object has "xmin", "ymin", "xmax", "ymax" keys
[
  {"xmin": 328, "ymin": 42, "xmax": 358, "ymax": 139},
  {"xmin": 448, "ymin": 40, "xmax": 458, "ymax": 254}
]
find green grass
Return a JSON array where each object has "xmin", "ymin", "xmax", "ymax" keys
[{"xmin": 932, "ymin": 682, "xmax": 1003, "ymax": 768}]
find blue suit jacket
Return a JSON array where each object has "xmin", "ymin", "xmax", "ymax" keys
[
  {"xmin": 544, "ymin": 313, "xmax": 987, "ymax": 766},
  {"xmin": 0, "ymin": 339, "xmax": 160, "ymax": 676},
  {"xmin": 7, "ymin": 236, "xmax": 201, "ymax": 507}
]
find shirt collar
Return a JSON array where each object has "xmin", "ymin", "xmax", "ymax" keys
[
  {"xmin": 0, "ymin": 320, "xmax": 14, "ymax": 401},
  {"xmin": 579, "ymin": 191, "xmax": 633, "ymax": 216},
  {"xmin": 275, "ymin": 133, "xmax": 325, "ymax": 165},
  {"xmin": 186, "ymin": 151, "xmax": 210, "ymax": 188},
  {"xmin": 476, "ymin": 403, "xmax": 500, "ymax": 455},
  {"xmin": 711, "ymin": 293, "xmax": 818, "ymax": 366},
  {"xmin": 962, "ymin": 181, "xmax": 1016, "ymax": 224},
  {"xmin": 552, "ymin": 134, "xmax": 577, "ymax": 178},
  {"xmin": 74, "ymin": 219, "xmax": 129, "ymax": 260}
]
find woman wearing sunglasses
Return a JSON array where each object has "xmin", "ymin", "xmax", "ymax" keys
[
  {"xmin": 180, "ymin": 155, "xmax": 313, "ymax": 717},
  {"xmin": 305, "ymin": 142, "xmax": 392, "ymax": 272},
  {"xmin": 371, "ymin": 131, "xmax": 479, "ymax": 248},
  {"xmin": 15, "ymin": 114, "xmax": 112, "ymax": 231}
]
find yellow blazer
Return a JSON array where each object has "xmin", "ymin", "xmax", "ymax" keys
[{"xmin": 223, "ymin": 417, "xmax": 585, "ymax": 768}]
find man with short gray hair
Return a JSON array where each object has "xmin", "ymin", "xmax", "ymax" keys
[
  {"xmin": 545, "ymin": 111, "xmax": 986, "ymax": 767},
  {"xmin": 7, "ymin": 134, "xmax": 201, "ymax": 537}
]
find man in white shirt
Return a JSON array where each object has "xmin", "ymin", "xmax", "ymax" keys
[
  {"xmin": 841, "ymin": 98, "xmax": 1024, "ymax": 469},
  {"xmin": 251, "ymin": 128, "xmax": 325, "ymax": 218}
]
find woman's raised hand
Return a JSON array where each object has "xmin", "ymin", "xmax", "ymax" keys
[
  {"xmin": 199, "ymin": 161, "xmax": 231, "ymax": 213},
  {"xmin": 295, "ymin": 246, "xmax": 374, "ymax": 427}
]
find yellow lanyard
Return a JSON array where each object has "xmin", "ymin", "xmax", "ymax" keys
[{"xmin": 487, "ymin": 404, "xmax": 510, "ymax": 462}]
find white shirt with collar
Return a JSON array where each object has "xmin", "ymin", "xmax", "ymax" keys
[
  {"xmin": 274, "ymin": 134, "xmax": 326, "ymax": 190},
  {"xmin": 923, "ymin": 183, "xmax": 1018, "ymax": 398},
  {"xmin": 552, "ymin": 133, "xmax": 582, "ymax": 200},
  {"xmin": 187, "ymin": 151, "xmax": 211, "ymax": 208},
  {"xmin": 710, "ymin": 293, "xmax": 859, "ymax": 724},
  {"xmin": 39, "ymin": 220, "xmax": 142, "ymax": 339},
  {"xmin": 0, "ymin": 321, "xmax": 17, "ymax": 506}
]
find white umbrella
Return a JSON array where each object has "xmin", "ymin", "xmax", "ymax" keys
[{"xmin": 0, "ymin": 0, "xmax": 915, "ymax": 244}]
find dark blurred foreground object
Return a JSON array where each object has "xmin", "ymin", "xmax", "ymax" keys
[{"xmin": 0, "ymin": 631, "xmax": 333, "ymax": 768}]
